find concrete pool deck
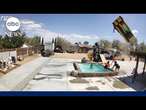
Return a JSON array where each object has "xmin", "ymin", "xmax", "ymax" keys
[
  {"xmin": 0, "ymin": 57, "xmax": 145, "ymax": 91},
  {"xmin": 24, "ymin": 58, "xmax": 143, "ymax": 91},
  {"xmin": 0, "ymin": 57, "xmax": 47, "ymax": 91}
]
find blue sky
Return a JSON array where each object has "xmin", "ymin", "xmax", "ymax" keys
[{"xmin": 0, "ymin": 14, "xmax": 146, "ymax": 44}]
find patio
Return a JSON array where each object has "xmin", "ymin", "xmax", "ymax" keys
[{"xmin": 24, "ymin": 58, "xmax": 141, "ymax": 91}]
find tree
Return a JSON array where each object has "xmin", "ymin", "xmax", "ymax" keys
[
  {"xmin": 112, "ymin": 40, "xmax": 128, "ymax": 52},
  {"xmin": 11, "ymin": 36, "xmax": 25, "ymax": 48},
  {"xmin": 41, "ymin": 37, "xmax": 44, "ymax": 46},
  {"xmin": 55, "ymin": 37, "xmax": 72, "ymax": 51},
  {"xmin": 130, "ymin": 37, "xmax": 137, "ymax": 47},
  {"xmin": 79, "ymin": 42, "xmax": 81, "ymax": 44},
  {"xmin": 83, "ymin": 41, "xmax": 89, "ymax": 45},
  {"xmin": 99, "ymin": 40, "xmax": 112, "ymax": 49},
  {"xmin": 1, "ymin": 30, "xmax": 26, "ymax": 48},
  {"xmin": 138, "ymin": 42, "xmax": 146, "ymax": 52},
  {"xmin": 112, "ymin": 40, "xmax": 121, "ymax": 50},
  {"xmin": 2, "ymin": 35, "xmax": 10, "ymax": 48},
  {"xmin": 0, "ymin": 35, "xmax": 3, "ymax": 49},
  {"xmin": 10, "ymin": 30, "xmax": 25, "ymax": 48},
  {"xmin": 129, "ymin": 37, "xmax": 138, "ymax": 51},
  {"xmin": 52, "ymin": 38, "xmax": 55, "ymax": 43},
  {"xmin": 74, "ymin": 42, "xmax": 79, "ymax": 45},
  {"xmin": 25, "ymin": 36, "xmax": 41, "ymax": 47},
  {"xmin": 0, "ymin": 29, "xmax": 43, "ymax": 49}
]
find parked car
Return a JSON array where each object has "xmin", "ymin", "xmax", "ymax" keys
[
  {"xmin": 66, "ymin": 50, "xmax": 75, "ymax": 53},
  {"xmin": 42, "ymin": 49, "xmax": 54, "ymax": 57},
  {"xmin": 54, "ymin": 46, "xmax": 64, "ymax": 53}
]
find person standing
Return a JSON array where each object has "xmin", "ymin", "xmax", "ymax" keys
[
  {"xmin": 104, "ymin": 61, "xmax": 110, "ymax": 69},
  {"xmin": 111, "ymin": 55, "xmax": 116, "ymax": 66},
  {"xmin": 130, "ymin": 56, "xmax": 132, "ymax": 61},
  {"xmin": 112, "ymin": 61, "xmax": 120, "ymax": 72}
]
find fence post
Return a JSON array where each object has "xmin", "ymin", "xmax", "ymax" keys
[{"xmin": 27, "ymin": 48, "xmax": 29, "ymax": 56}]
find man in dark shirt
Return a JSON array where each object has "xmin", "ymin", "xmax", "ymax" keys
[{"xmin": 112, "ymin": 61, "xmax": 120, "ymax": 72}]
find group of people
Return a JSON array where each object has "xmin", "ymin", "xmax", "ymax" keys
[
  {"xmin": 82, "ymin": 42, "xmax": 121, "ymax": 72},
  {"xmin": 104, "ymin": 61, "xmax": 120, "ymax": 72},
  {"xmin": 103, "ymin": 54, "xmax": 120, "ymax": 72},
  {"xmin": 81, "ymin": 56, "xmax": 120, "ymax": 72}
]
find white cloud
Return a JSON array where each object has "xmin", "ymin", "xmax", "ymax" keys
[
  {"xmin": 65, "ymin": 34, "xmax": 99, "ymax": 44},
  {"xmin": 132, "ymin": 29, "xmax": 139, "ymax": 35},
  {"xmin": 20, "ymin": 19, "xmax": 99, "ymax": 44},
  {"xmin": 21, "ymin": 19, "xmax": 42, "ymax": 29},
  {"xmin": 21, "ymin": 20, "xmax": 34, "ymax": 24}
]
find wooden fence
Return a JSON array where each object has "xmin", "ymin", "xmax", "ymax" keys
[
  {"xmin": 0, "ymin": 47, "xmax": 39, "ymax": 57},
  {"xmin": 0, "ymin": 48, "xmax": 16, "ymax": 52},
  {"xmin": 16, "ymin": 47, "xmax": 39, "ymax": 57}
]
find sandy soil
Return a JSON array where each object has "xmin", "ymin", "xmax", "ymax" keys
[
  {"xmin": 51, "ymin": 53, "xmax": 88, "ymax": 60},
  {"xmin": 17, "ymin": 54, "xmax": 40, "ymax": 65},
  {"xmin": 0, "ymin": 72, "xmax": 4, "ymax": 77},
  {"xmin": 51, "ymin": 52, "xmax": 132, "ymax": 61}
]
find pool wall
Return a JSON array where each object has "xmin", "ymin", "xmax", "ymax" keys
[{"xmin": 73, "ymin": 62, "xmax": 118, "ymax": 77}]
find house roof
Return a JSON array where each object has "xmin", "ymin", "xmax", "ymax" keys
[{"xmin": 21, "ymin": 44, "xmax": 32, "ymax": 48}]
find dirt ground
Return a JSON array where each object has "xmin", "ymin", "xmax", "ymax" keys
[
  {"xmin": 17, "ymin": 54, "xmax": 40, "ymax": 65},
  {"xmin": 51, "ymin": 52, "xmax": 132, "ymax": 61},
  {"xmin": 51, "ymin": 53, "xmax": 88, "ymax": 60}
]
